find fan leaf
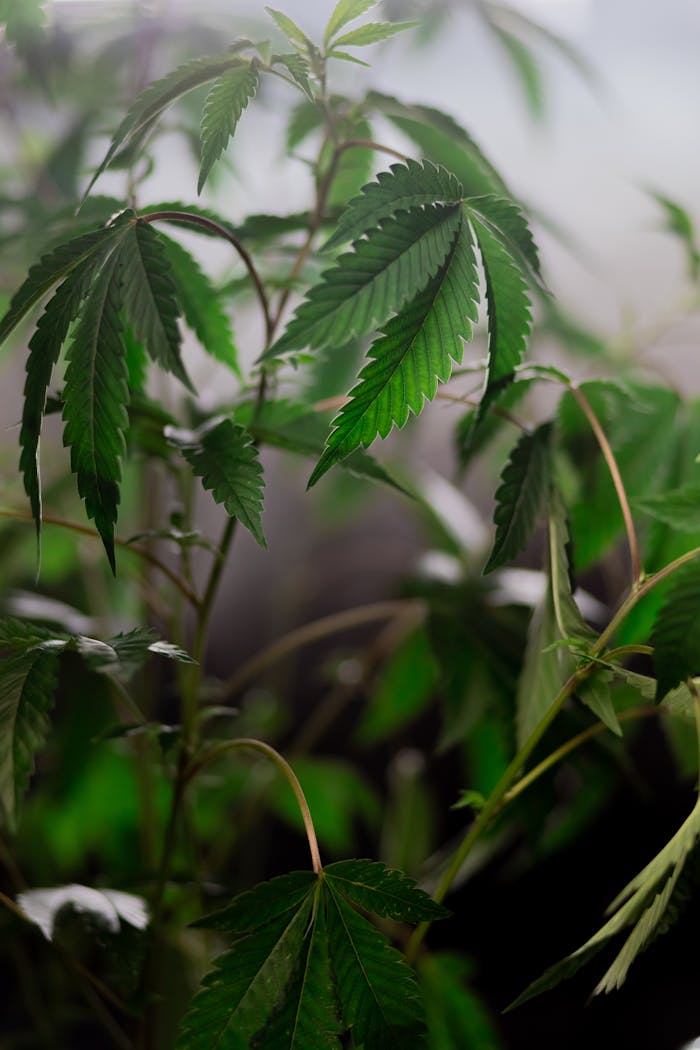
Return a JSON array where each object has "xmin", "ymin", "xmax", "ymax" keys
[
  {"xmin": 84, "ymin": 53, "xmax": 242, "ymax": 198},
  {"xmin": 198, "ymin": 61, "xmax": 260, "ymax": 193},
  {"xmin": 472, "ymin": 214, "xmax": 532, "ymax": 391},
  {"xmin": 323, "ymin": 859, "xmax": 449, "ymax": 923},
  {"xmin": 120, "ymin": 220, "xmax": 192, "ymax": 389},
  {"xmin": 0, "ymin": 649, "xmax": 59, "ymax": 830},
  {"xmin": 324, "ymin": 160, "xmax": 464, "ymax": 251},
  {"xmin": 265, "ymin": 203, "xmax": 463, "ymax": 358},
  {"xmin": 326, "ymin": 883, "xmax": 427, "ymax": 1049},
  {"xmin": 484, "ymin": 422, "xmax": 552, "ymax": 573},
  {"xmin": 170, "ymin": 419, "xmax": 266, "ymax": 547},
  {"xmin": 158, "ymin": 234, "xmax": 240, "ymax": 377},
  {"xmin": 272, "ymin": 53, "xmax": 314, "ymax": 99},
  {"xmin": 469, "ymin": 195, "xmax": 543, "ymax": 289},
  {"xmin": 652, "ymin": 559, "xmax": 700, "ymax": 701},
  {"xmin": 309, "ymin": 217, "xmax": 478, "ymax": 484},
  {"xmin": 61, "ymin": 244, "xmax": 130, "ymax": 572}
]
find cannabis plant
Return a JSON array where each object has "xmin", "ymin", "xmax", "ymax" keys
[{"xmin": 2, "ymin": 2, "xmax": 700, "ymax": 1048}]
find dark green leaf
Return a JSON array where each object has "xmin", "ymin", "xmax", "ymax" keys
[
  {"xmin": 652, "ymin": 558, "xmax": 700, "ymax": 701},
  {"xmin": 634, "ymin": 483, "xmax": 700, "ymax": 532},
  {"xmin": 61, "ymin": 247, "xmax": 130, "ymax": 571},
  {"xmin": 193, "ymin": 871, "xmax": 317, "ymax": 932},
  {"xmin": 469, "ymin": 195, "xmax": 543, "ymax": 289},
  {"xmin": 309, "ymin": 217, "xmax": 478, "ymax": 484},
  {"xmin": 326, "ymin": 883, "xmax": 427, "ymax": 1049},
  {"xmin": 198, "ymin": 61, "xmax": 260, "ymax": 193},
  {"xmin": 158, "ymin": 234, "xmax": 240, "ymax": 376},
  {"xmin": 170, "ymin": 419, "xmax": 266, "ymax": 547},
  {"xmin": 266, "ymin": 203, "xmax": 462, "ymax": 359},
  {"xmin": 473, "ymin": 214, "xmax": 532, "ymax": 390},
  {"xmin": 356, "ymin": 626, "xmax": 438, "ymax": 743},
  {"xmin": 0, "ymin": 649, "xmax": 59, "ymax": 829},
  {"xmin": 420, "ymin": 953, "xmax": 503, "ymax": 1050},
  {"xmin": 323, "ymin": 859, "xmax": 448, "ymax": 922},
  {"xmin": 484, "ymin": 422, "xmax": 552, "ymax": 573},
  {"xmin": 120, "ymin": 220, "xmax": 192, "ymax": 389},
  {"xmin": 324, "ymin": 160, "xmax": 464, "ymax": 251},
  {"xmin": 84, "ymin": 54, "xmax": 242, "ymax": 198}
]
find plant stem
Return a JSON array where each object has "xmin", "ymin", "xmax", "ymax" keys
[
  {"xmin": 569, "ymin": 384, "xmax": 641, "ymax": 587},
  {"xmin": 186, "ymin": 738, "xmax": 322, "ymax": 873},
  {"xmin": 0, "ymin": 508, "xmax": 199, "ymax": 606},
  {"xmin": 503, "ymin": 704, "xmax": 664, "ymax": 806},
  {"xmin": 140, "ymin": 210, "xmax": 273, "ymax": 343},
  {"xmin": 217, "ymin": 600, "xmax": 422, "ymax": 703}
]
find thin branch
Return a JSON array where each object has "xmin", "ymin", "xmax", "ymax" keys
[
  {"xmin": 335, "ymin": 138, "xmax": 411, "ymax": 164},
  {"xmin": 139, "ymin": 209, "xmax": 273, "ymax": 345},
  {"xmin": 187, "ymin": 738, "xmax": 322, "ymax": 873},
  {"xmin": 0, "ymin": 508, "xmax": 199, "ymax": 606},
  {"xmin": 569, "ymin": 384, "xmax": 642, "ymax": 587},
  {"xmin": 217, "ymin": 600, "xmax": 423, "ymax": 703}
]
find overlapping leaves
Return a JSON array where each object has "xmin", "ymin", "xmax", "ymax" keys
[
  {"xmin": 266, "ymin": 162, "xmax": 537, "ymax": 483},
  {"xmin": 177, "ymin": 859, "xmax": 447, "ymax": 1049}
]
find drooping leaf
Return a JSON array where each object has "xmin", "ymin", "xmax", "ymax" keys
[
  {"xmin": 650, "ymin": 190, "xmax": 700, "ymax": 282},
  {"xmin": 652, "ymin": 558, "xmax": 700, "ymax": 701},
  {"xmin": 169, "ymin": 419, "xmax": 266, "ymax": 547},
  {"xmin": 119, "ymin": 220, "xmax": 192, "ymax": 389},
  {"xmin": 472, "ymin": 214, "xmax": 532, "ymax": 390},
  {"xmin": 61, "ymin": 247, "xmax": 130, "ymax": 572},
  {"xmin": 17, "ymin": 884, "xmax": 149, "ymax": 941},
  {"xmin": 19, "ymin": 238, "xmax": 120, "ymax": 544},
  {"xmin": 75, "ymin": 627, "xmax": 196, "ymax": 682},
  {"xmin": 330, "ymin": 21, "xmax": 417, "ymax": 49},
  {"xmin": 0, "ymin": 648, "xmax": 59, "ymax": 829},
  {"xmin": 198, "ymin": 61, "xmax": 260, "ymax": 193},
  {"xmin": 323, "ymin": 859, "xmax": 449, "ymax": 923},
  {"xmin": 158, "ymin": 234, "xmax": 240, "ymax": 376},
  {"xmin": 266, "ymin": 203, "xmax": 463, "ymax": 358},
  {"xmin": 324, "ymin": 0, "xmax": 378, "ymax": 46},
  {"xmin": 324, "ymin": 160, "xmax": 464, "ymax": 251},
  {"xmin": 325, "ymin": 882, "xmax": 427, "ymax": 1049},
  {"xmin": 367, "ymin": 91, "xmax": 508, "ymax": 199},
  {"xmin": 469, "ymin": 195, "xmax": 544, "ymax": 289},
  {"xmin": 0, "ymin": 224, "xmax": 122, "ymax": 347},
  {"xmin": 309, "ymin": 217, "xmax": 478, "ymax": 484},
  {"xmin": 484, "ymin": 422, "xmax": 552, "ymax": 573},
  {"xmin": 84, "ymin": 53, "xmax": 242, "ymax": 197}
]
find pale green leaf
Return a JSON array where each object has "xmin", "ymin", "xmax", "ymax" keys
[
  {"xmin": 578, "ymin": 670, "xmax": 621, "ymax": 736},
  {"xmin": 170, "ymin": 419, "xmax": 266, "ymax": 547},
  {"xmin": 61, "ymin": 246, "xmax": 130, "ymax": 572},
  {"xmin": 273, "ymin": 52, "xmax": 314, "ymax": 99},
  {"xmin": 266, "ymin": 203, "xmax": 463, "ymax": 358},
  {"xmin": 266, "ymin": 7, "xmax": 311, "ymax": 49},
  {"xmin": 326, "ymin": 50, "xmax": 370, "ymax": 66},
  {"xmin": 651, "ymin": 191, "xmax": 700, "ymax": 282},
  {"xmin": 158, "ymin": 234, "xmax": 240, "ymax": 377},
  {"xmin": 198, "ymin": 61, "xmax": 259, "ymax": 193},
  {"xmin": 84, "ymin": 54, "xmax": 241, "ymax": 198},
  {"xmin": 119, "ymin": 220, "xmax": 192, "ymax": 390},
  {"xmin": 324, "ymin": 0, "xmax": 377, "ymax": 46},
  {"xmin": 652, "ymin": 559, "xmax": 700, "ymax": 701},
  {"xmin": 489, "ymin": 22, "xmax": 544, "ymax": 119},
  {"xmin": 484, "ymin": 422, "xmax": 552, "ymax": 573},
  {"xmin": 331, "ymin": 22, "xmax": 417, "ymax": 48},
  {"xmin": 0, "ymin": 649, "xmax": 59, "ymax": 829},
  {"xmin": 324, "ymin": 160, "xmax": 464, "ymax": 251},
  {"xmin": 286, "ymin": 99, "xmax": 324, "ymax": 151},
  {"xmin": 309, "ymin": 218, "xmax": 478, "ymax": 484}
]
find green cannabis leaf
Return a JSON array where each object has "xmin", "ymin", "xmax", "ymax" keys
[
  {"xmin": 651, "ymin": 558, "xmax": 700, "ymax": 701},
  {"xmin": 635, "ymin": 483, "xmax": 700, "ymax": 532},
  {"xmin": 484, "ymin": 422, "xmax": 552, "ymax": 573},
  {"xmin": 324, "ymin": 0, "xmax": 378, "ymax": 47},
  {"xmin": 177, "ymin": 860, "xmax": 446, "ymax": 1050},
  {"xmin": 168, "ymin": 418, "xmax": 266, "ymax": 547},
  {"xmin": 198, "ymin": 60, "xmax": 260, "ymax": 193}
]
